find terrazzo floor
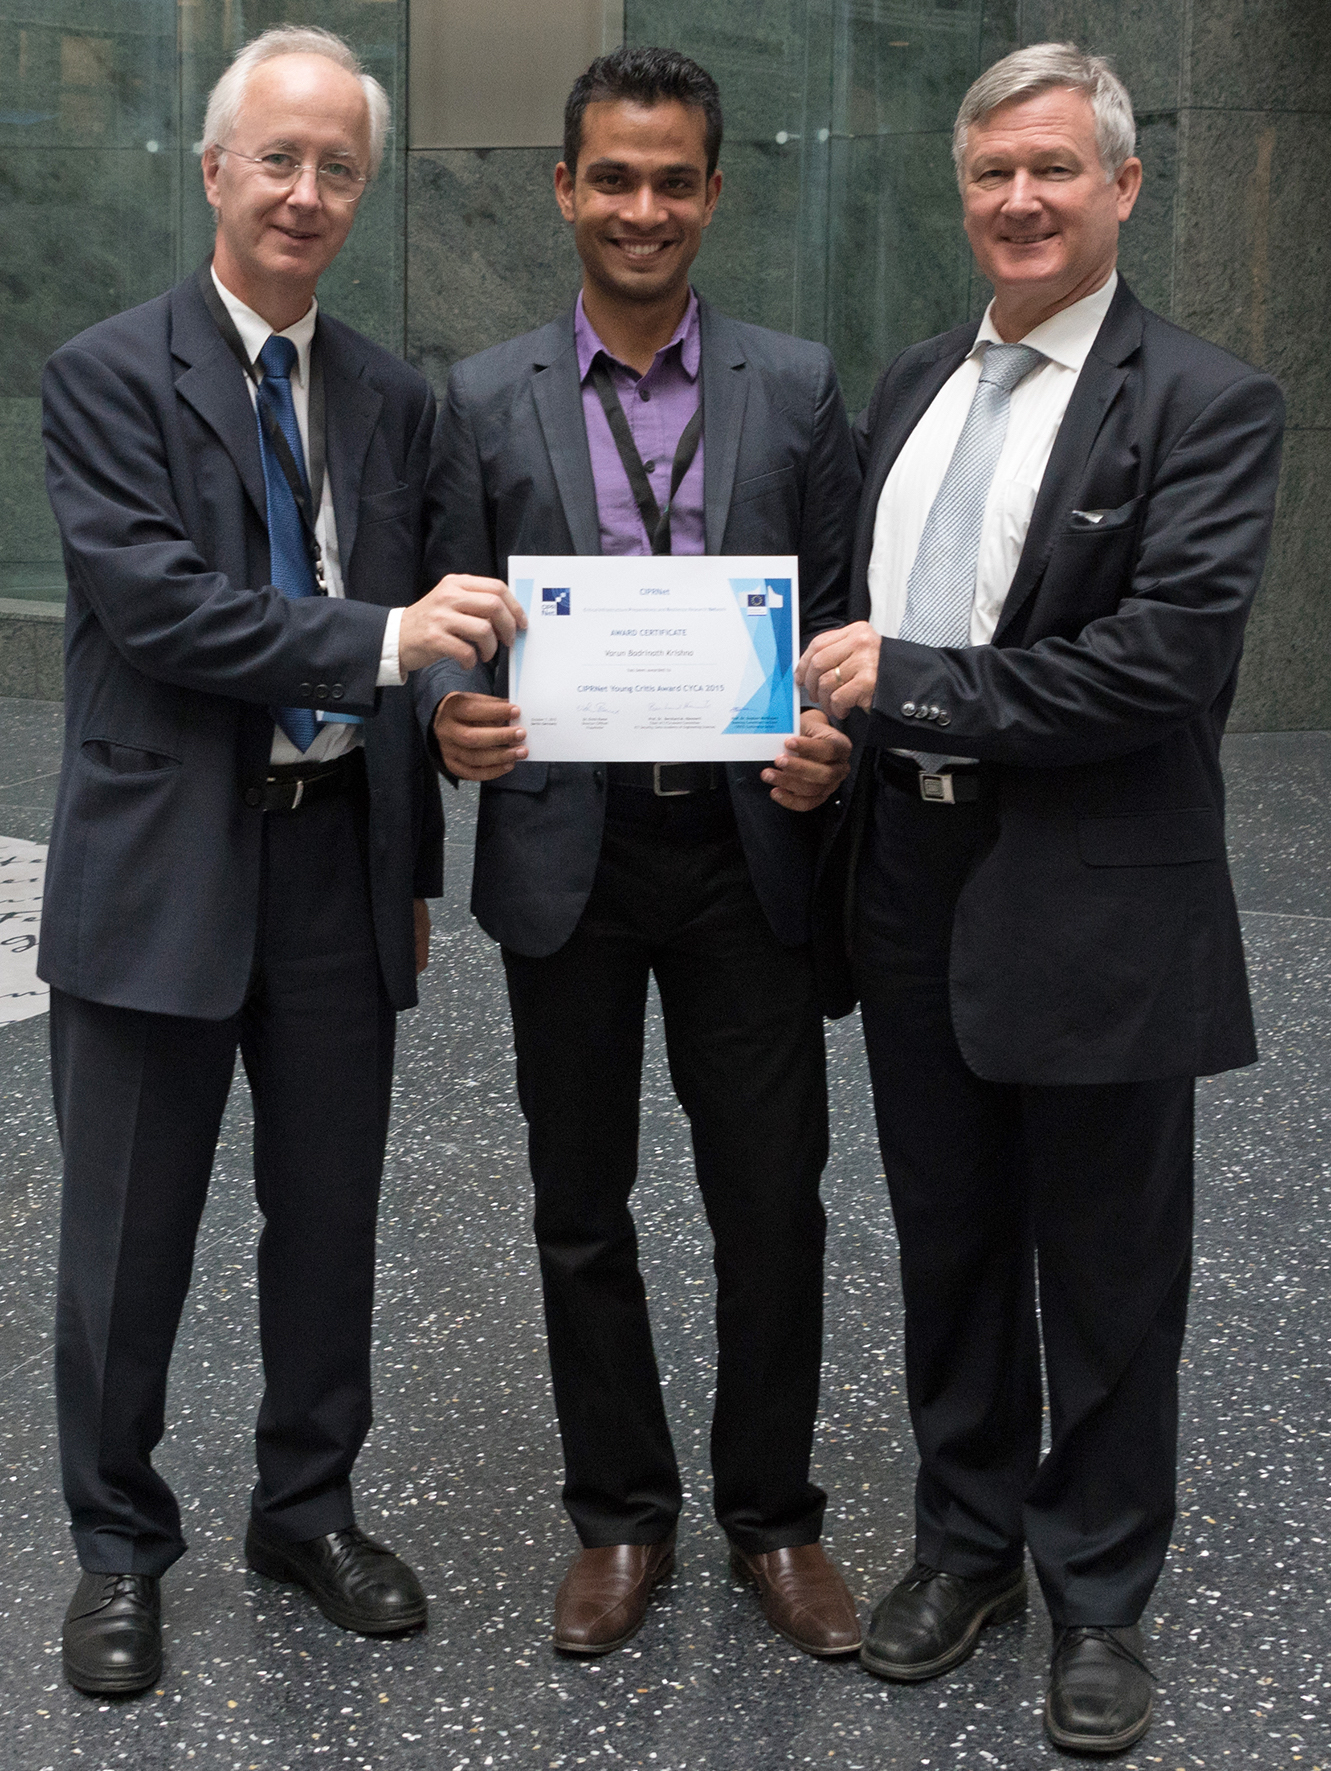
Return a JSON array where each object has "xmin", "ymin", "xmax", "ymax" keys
[{"xmin": 0, "ymin": 697, "xmax": 1326, "ymax": 1771}]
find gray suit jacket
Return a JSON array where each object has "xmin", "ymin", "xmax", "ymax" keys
[
  {"xmin": 415, "ymin": 297, "xmax": 860, "ymax": 957},
  {"xmin": 39, "ymin": 271, "xmax": 444, "ymax": 1018}
]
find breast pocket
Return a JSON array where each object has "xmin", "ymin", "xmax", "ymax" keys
[
  {"xmin": 358, "ymin": 483, "xmax": 415, "ymax": 527},
  {"xmin": 729, "ymin": 465, "xmax": 797, "ymax": 506},
  {"xmin": 1066, "ymin": 494, "xmax": 1144, "ymax": 536}
]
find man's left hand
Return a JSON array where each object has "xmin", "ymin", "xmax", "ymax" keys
[
  {"xmin": 762, "ymin": 709, "xmax": 853, "ymax": 811},
  {"xmin": 797, "ymin": 622, "xmax": 882, "ymax": 719},
  {"xmin": 414, "ymin": 898, "xmax": 431, "ymax": 974}
]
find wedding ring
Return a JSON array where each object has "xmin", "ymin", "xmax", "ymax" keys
[{"xmin": 834, "ymin": 664, "xmax": 843, "ymax": 685}]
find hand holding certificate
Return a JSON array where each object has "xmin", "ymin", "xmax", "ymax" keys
[{"xmin": 508, "ymin": 555, "xmax": 800, "ymax": 762}]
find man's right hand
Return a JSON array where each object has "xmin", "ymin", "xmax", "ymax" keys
[
  {"xmin": 398, "ymin": 574, "xmax": 527, "ymax": 673},
  {"xmin": 433, "ymin": 692, "xmax": 528, "ymax": 780}
]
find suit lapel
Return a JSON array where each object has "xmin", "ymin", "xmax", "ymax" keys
[
  {"xmin": 697, "ymin": 299, "xmax": 748, "ymax": 553},
  {"xmin": 849, "ymin": 330, "xmax": 976, "ymax": 619},
  {"xmin": 531, "ymin": 312, "xmax": 601, "ymax": 556},
  {"xmin": 319, "ymin": 319, "xmax": 383, "ymax": 580},
  {"xmin": 992, "ymin": 281, "xmax": 1142, "ymax": 644},
  {"xmin": 169, "ymin": 275, "xmax": 267, "ymax": 523}
]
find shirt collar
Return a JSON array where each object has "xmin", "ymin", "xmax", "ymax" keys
[
  {"xmin": 575, "ymin": 288, "xmax": 701, "ymax": 383},
  {"xmin": 211, "ymin": 265, "xmax": 318, "ymax": 387},
  {"xmin": 974, "ymin": 269, "xmax": 1118, "ymax": 373}
]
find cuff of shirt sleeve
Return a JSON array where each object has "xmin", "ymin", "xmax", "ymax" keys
[{"xmin": 377, "ymin": 606, "xmax": 406, "ymax": 687}]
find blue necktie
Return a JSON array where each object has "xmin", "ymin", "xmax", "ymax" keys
[{"xmin": 257, "ymin": 335, "xmax": 318, "ymax": 753}]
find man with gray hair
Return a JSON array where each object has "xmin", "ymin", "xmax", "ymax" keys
[
  {"xmin": 799, "ymin": 42, "xmax": 1283, "ymax": 1754},
  {"xmin": 41, "ymin": 25, "xmax": 523, "ymax": 1695}
]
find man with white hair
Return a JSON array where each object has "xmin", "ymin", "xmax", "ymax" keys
[
  {"xmin": 799, "ymin": 42, "xmax": 1284, "ymax": 1754},
  {"xmin": 41, "ymin": 26, "xmax": 523, "ymax": 1695}
]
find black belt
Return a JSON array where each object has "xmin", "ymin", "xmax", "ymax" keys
[
  {"xmin": 244, "ymin": 746, "xmax": 364, "ymax": 813},
  {"xmin": 606, "ymin": 762, "xmax": 725, "ymax": 797},
  {"xmin": 876, "ymin": 750, "xmax": 984, "ymax": 804}
]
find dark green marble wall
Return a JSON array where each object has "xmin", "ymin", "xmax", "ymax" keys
[{"xmin": 2, "ymin": 1, "xmax": 1325, "ymax": 726}]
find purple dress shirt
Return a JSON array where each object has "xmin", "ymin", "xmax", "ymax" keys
[{"xmin": 574, "ymin": 290, "xmax": 705, "ymax": 557}]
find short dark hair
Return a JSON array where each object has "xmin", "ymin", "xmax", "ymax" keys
[{"xmin": 563, "ymin": 46, "xmax": 724, "ymax": 178}]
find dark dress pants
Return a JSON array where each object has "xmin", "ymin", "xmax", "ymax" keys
[
  {"xmin": 856, "ymin": 767, "xmax": 1194, "ymax": 1627},
  {"xmin": 52, "ymin": 768, "xmax": 395, "ymax": 1576},
  {"xmin": 501, "ymin": 788, "xmax": 829, "ymax": 1554}
]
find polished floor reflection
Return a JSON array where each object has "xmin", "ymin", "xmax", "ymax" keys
[{"xmin": 0, "ymin": 697, "xmax": 1326, "ymax": 1769}]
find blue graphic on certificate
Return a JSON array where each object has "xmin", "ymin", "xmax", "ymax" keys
[{"xmin": 507, "ymin": 556, "xmax": 801, "ymax": 762}]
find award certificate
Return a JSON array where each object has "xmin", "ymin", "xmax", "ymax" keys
[{"xmin": 508, "ymin": 555, "xmax": 800, "ymax": 762}]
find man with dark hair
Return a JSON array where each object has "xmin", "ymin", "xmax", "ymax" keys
[
  {"xmin": 419, "ymin": 45, "xmax": 863, "ymax": 1660},
  {"xmin": 800, "ymin": 43, "xmax": 1284, "ymax": 1756},
  {"xmin": 563, "ymin": 43, "xmax": 724, "ymax": 177}
]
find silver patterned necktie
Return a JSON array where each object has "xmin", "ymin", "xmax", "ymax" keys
[{"xmin": 899, "ymin": 340, "xmax": 1044, "ymax": 769}]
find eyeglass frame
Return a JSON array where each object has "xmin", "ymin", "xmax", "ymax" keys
[{"xmin": 214, "ymin": 143, "xmax": 369, "ymax": 205}]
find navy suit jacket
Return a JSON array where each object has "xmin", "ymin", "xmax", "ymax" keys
[
  {"xmin": 414, "ymin": 296, "xmax": 860, "ymax": 957},
  {"xmin": 39, "ymin": 269, "xmax": 443, "ymax": 1018},
  {"xmin": 815, "ymin": 278, "xmax": 1285, "ymax": 1085}
]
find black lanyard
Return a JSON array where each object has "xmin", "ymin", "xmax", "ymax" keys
[
  {"xmin": 589, "ymin": 357, "xmax": 703, "ymax": 556},
  {"xmin": 196, "ymin": 260, "xmax": 327, "ymax": 589}
]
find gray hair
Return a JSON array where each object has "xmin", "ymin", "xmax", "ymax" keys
[
  {"xmin": 952, "ymin": 42, "xmax": 1136, "ymax": 186},
  {"xmin": 203, "ymin": 26, "xmax": 390, "ymax": 180}
]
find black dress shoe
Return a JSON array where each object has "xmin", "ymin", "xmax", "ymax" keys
[
  {"xmin": 63, "ymin": 1571, "xmax": 162, "ymax": 1696},
  {"xmin": 860, "ymin": 1559, "xmax": 1026, "ymax": 1681},
  {"xmin": 245, "ymin": 1519, "xmax": 427, "ymax": 1635},
  {"xmin": 1045, "ymin": 1625, "xmax": 1154, "ymax": 1755}
]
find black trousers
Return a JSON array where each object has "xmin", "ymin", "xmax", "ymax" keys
[
  {"xmin": 52, "ymin": 773, "xmax": 395, "ymax": 1576},
  {"xmin": 501, "ymin": 789, "xmax": 829, "ymax": 1553},
  {"xmin": 856, "ymin": 771, "xmax": 1194, "ymax": 1627}
]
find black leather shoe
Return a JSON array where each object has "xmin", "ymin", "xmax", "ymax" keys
[
  {"xmin": 1045, "ymin": 1625, "xmax": 1154, "ymax": 1755},
  {"xmin": 245, "ymin": 1519, "xmax": 427, "ymax": 1635},
  {"xmin": 63, "ymin": 1571, "xmax": 162, "ymax": 1696},
  {"xmin": 860, "ymin": 1559, "xmax": 1026, "ymax": 1681}
]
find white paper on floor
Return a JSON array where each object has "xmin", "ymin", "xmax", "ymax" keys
[{"xmin": 0, "ymin": 837, "xmax": 49, "ymax": 1023}]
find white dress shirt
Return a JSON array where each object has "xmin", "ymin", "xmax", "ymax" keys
[
  {"xmin": 211, "ymin": 269, "xmax": 406, "ymax": 766},
  {"xmin": 867, "ymin": 271, "xmax": 1119, "ymax": 647}
]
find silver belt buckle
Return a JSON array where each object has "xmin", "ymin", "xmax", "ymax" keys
[
  {"xmin": 653, "ymin": 762, "xmax": 692, "ymax": 798},
  {"xmin": 919, "ymin": 771, "xmax": 955, "ymax": 805}
]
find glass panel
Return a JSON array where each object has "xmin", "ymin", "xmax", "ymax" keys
[
  {"xmin": 0, "ymin": 0, "xmax": 179, "ymax": 595},
  {"xmin": 410, "ymin": 0, "xmax": 622, "ymax": 149}
]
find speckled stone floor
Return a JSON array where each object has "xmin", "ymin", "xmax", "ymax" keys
[{"xmin": 0, "ymin": 698, "xmax": 1326, "ymax": 1771}]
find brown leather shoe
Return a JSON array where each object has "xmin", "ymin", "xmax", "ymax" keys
[
  {"xmin": 729, "ymin": 1541, "xmax": 862, "ymax": 1657},
  {"xmin": 552, "ymin": 1537, "xmax": 675, "ymax": 1654}
]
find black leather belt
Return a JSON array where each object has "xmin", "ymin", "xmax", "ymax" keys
[
  {"xmin": 244, "ymin": 746, "xmax": 364, "ymax": 813},
  {"xmin": 876, "ymin": 750, "xmax": 983, "ymax": 804},
  {"xmin": 606, "ymin": 762, "xmax": 725, "ymax": 797}
]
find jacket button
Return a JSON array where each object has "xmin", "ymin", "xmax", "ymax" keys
[
  {"xmin": 926, "ymin": 705, "xmax": 940, "ymax": 721},
  {"xmin": 244, "ymin": 786, "xmax": 262, "ymax": 809},
  {"xmin": 901, "ymin": 701, "xmax": 916, "ymax": 717},
  {"xmin": 299, "ymin": 681, "xmax": 312, "ymax": 695},
  {"xmin": 331, "ymin": 684, "xmax": 344, "ymax": 700},
  {"xmin": 315, "ymin": 683, "xmax": 328, "ymax": 700},
  {"xmin": 937, "ymin": 711, "xmax": 951, "ymax": 727},
  {"xmin": 915, "ymin": 705, "xmax": 930, "ymax": 719}
]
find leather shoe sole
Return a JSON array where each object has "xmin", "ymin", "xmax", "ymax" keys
[
  {"xmin": 245, "ymin": 1522, "xmax": 427, "ymax": 1635},
  {"xmin": 553, "ymin": 1539, "xmax": 675, "ymax": 1654},
  {"xmin": 860, "ymin": 1567, "xmax": 1027, "ymax": 1682},
  {"xmin": 62, "ymin": 1572, "xmax": 162, "ymax": 1697}
]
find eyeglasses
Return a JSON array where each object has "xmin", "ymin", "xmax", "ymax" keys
[{"xmin": 218, "ymin": 146, "xmax": 367, "ymax": 206}]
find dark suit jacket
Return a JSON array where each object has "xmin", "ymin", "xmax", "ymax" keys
[
  {"xmin": 816, "ymin": 277, "xmax": 1285, "ymax": 1085},
  {"xmin": 414, "ymin": 296, "xmax": 861, "ymax": 957},
  {"xmin": 39, "ymin": 270, "xmax": 444, "ymax": 1019}
]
